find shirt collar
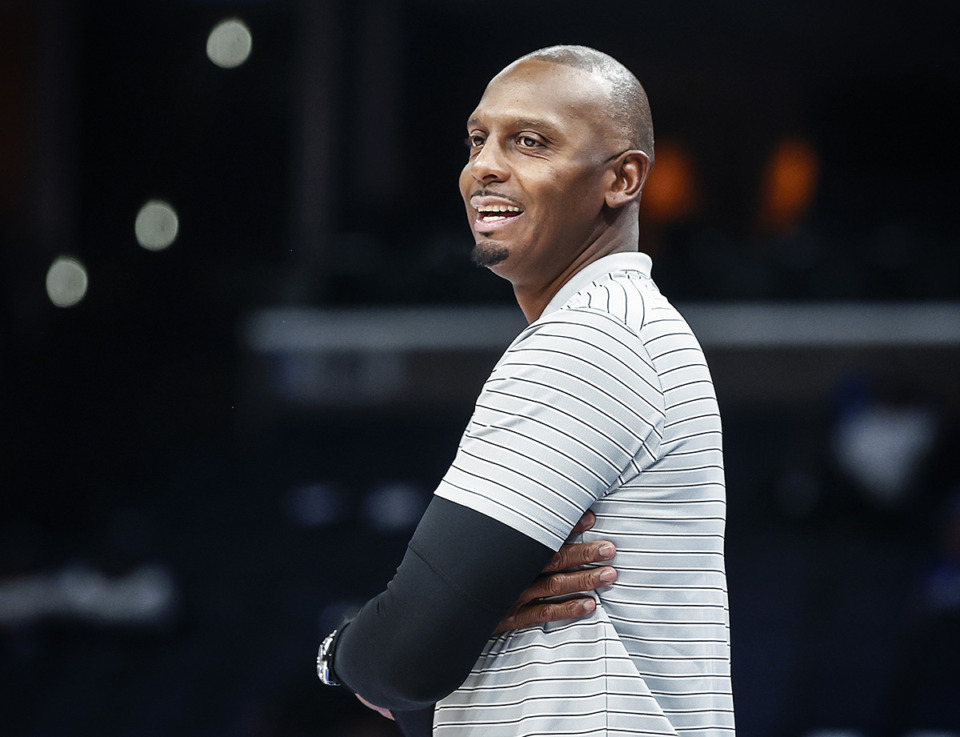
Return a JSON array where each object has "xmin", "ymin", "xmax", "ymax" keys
[{"xmin": 541, "ymin": 251, "xmax": 653, "ymax": 318}]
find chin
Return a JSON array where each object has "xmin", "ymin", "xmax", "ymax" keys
[{"xmin": 471, "ymin": 241, "xmax": 509, "ymax": 268}]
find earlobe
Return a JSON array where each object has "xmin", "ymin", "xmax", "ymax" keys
[{"xmin": 604, "ymin": 151, "xmax": 651, "ymax": 209}]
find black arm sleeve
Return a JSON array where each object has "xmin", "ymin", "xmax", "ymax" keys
[{"xmin": 332, "ymin": 495, "xmax": 556, "ymax": 713}]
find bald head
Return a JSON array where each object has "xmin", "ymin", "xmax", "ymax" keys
[{"xmin": 512, "ymin": 45, "xmax": 654, "ymax": 165}]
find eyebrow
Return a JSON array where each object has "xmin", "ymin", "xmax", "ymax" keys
[{"xmin": 467, "ymin": 115, "xmax": 564, "ymax": 140}]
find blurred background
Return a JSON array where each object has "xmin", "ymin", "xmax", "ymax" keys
[{"xmin": 1, "ymin": 1, "xmax": 959, "ymax": 735}]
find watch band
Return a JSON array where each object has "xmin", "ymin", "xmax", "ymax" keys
[{"xmin": 316, "ymin": 629, "xmax": 341, "ymax": 686}]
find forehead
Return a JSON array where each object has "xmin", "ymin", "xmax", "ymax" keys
[{"xmin": 468, "ymin": 60, "xmax": 615, "ymax": 135}]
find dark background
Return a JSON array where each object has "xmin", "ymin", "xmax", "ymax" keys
[{"xmin": 1, "ymin": 1, "xmax": 959, "ymax": 736}]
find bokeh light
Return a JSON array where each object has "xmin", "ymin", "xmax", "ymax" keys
[
  {"xmin": 362, "ymin": 483, "xmax": 427, "ymax": 532},
  {"xmin": 757, "ymin": 137, "xmax": 820, "ymax": 236},
  {"xmin": 206, "ymin": 18, "xmax": 252, "ymax": 69},
  {"xmin": 642, "ymin": 140, "xmax": 700, "ymax": 224},
  {"xmin": 134, "ymin": 199, "xmax": 179, "ymax": 251},
  {"xmin": 45, "ymin": 257, "xmax": 88, "ymax": 308}
]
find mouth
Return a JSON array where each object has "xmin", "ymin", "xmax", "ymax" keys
[
  {"xmin": 470, "ymin": 196, "xmax": 524, "ymax": 231},
  {"xmin": 477, "ymin": 203, "xmax": 522, "ymax": 222}
]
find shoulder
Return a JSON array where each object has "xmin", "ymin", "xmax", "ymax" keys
[
  {"xmin": 511, "ymin": 275, "xmax": 656, "ymax": 374},
  {"xmin": 492, "ymin": 303, "xmax": 660, "ymax": 408}
]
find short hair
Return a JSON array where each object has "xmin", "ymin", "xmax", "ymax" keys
[{"xmin": 515, "ymin": 45, "xmax": 654, "ymax": 164}]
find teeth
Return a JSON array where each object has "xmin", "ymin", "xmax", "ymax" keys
[{"xmin": 478, "ymin": 204, "xmax": 521, "ymax": 214}]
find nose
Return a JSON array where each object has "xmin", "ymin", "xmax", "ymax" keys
[{"xmin": 469, "ymin": 140, "xmax": 509, "ymax": 185}]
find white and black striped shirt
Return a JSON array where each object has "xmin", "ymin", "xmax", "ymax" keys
[{"xmin": 434, "ymin": 252, "xmax": 735, "ymax": 736}]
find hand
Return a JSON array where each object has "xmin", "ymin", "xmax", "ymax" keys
[
  {"xmin": 493, "ymin": 511, "xmax": 616, "ymax": 635},
  {"xmin": 355, "ymin": 693, "xmax": 395, "ymax": 721}
]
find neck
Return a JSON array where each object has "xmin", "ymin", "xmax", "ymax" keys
[{"xmin": 514, "ymin": 226, "xmax": 638, "ymax": 323}]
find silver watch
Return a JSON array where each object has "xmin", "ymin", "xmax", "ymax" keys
[{"xmin": 317, "ymin": 629, "xmax": 341, "ymax": 686}]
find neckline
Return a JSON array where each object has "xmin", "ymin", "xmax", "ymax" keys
[{"xmin": 541, "ymin": 252, "xmax": 652, "ymax": 319}]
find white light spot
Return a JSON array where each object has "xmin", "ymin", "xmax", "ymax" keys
[
  {"xmin": 206, "ymin": 18, "xmax": 252, "ymax": 69},
  {"xmin": 135, "ymin": 200, "xmax": 179, "ymax": 251},
  {"xmin": 284, "ymin": 483, "xmax": 346, "ymax": 528},
  {"xmin": 46, "ymin": 257, "xmax": 88, "ymax": 308},
  {"xmin": 363, "ymin": 483, "xmax": 427, "ymax": 532}
]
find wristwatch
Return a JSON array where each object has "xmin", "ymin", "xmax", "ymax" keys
[{"xmin": 316, "ymin": 629, "xmax": 341, "ymax": 686}]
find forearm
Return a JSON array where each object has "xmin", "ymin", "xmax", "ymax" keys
[
  {"xmin": 333, "ymin": 543, "xmax": 506, "ymax": 709},
  {"xmin": 332, "ymin": 496, "xmax": 555, "ymax": 710}
]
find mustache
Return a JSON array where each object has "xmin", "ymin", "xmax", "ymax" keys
[{"xmin": 469, "ymin": 189, "xmax": 524, "ymax": 207}]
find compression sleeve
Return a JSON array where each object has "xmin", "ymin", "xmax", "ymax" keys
[{"xmin": 332, "ymin": 495, "xmax": 556, "ymax": 715}]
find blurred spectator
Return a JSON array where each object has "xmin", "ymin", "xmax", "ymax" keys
[{"xmin": 829, "ymin": 372, "xmax": 943, "ymax": 527}]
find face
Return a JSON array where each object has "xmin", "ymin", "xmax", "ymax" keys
[{"xmin": 459, "ymin": 60, "xmax": 627, "ymax": 287}]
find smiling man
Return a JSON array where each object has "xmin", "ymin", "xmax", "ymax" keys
[{"xmin": 316, "ymin": 46, "xmax": 735, "ymax": 736}]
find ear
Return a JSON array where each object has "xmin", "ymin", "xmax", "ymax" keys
[{"xmin": 604, "ymin": 151, "xmax": 651, "ymax": 209}]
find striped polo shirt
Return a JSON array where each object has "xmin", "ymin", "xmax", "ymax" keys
[{"xmin": 433, "ymin": 251, "xmax": 734, "ymax": 736}]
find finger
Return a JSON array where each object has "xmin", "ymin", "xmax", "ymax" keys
[
  {"xmin": 542, "ymin": 540, "xmax": 616, "ymax": 573},
  {"xmin": 522, "ymin": 566, "xmax": 618, "ymax": 602},
  {"xmin": 494, "ymin": 597, "xmax": 596, "ymax": 634},
  {"xmin": 569, "ymin": 510, "xmax": 596, "ymax": 535},
  {"xmin": 356, "ymin": 694, "xmax": 396, "ymax": 721}
]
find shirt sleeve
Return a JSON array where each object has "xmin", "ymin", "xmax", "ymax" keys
[{"xmin": 436, "ymin": 308, "xmax": 665, "ymax": 550}]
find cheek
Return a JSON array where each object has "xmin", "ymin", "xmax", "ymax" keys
[
  {"xmin": 547, "ymin": 182, "xmax": 595, "ymax": 222},
  {"xmin": 459, "ymin": 165, "xmax": 474, "ymax": 200},
  {"xmin": 543, "ymin": 164, "xmax": 599, "ymax": 204},
  {"xmin": 560, "ymin": 169, "xmax": 608, "ymax": 215},
  {"xmin": 531, "ymin": 170, "xmax": 575, "ymax": 217}
]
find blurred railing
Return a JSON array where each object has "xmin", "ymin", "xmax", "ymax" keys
[{"xmin": 240, "ymin": 303, "xmax": 960, "ymax": 412}]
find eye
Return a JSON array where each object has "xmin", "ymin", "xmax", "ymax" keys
[
  {"xmin": 517, "ymin": 134, "xmax": 543, "ymax": 149},
  {"xmin": 464, "ymin": 133, "xmax": 485, "ymax": 150}
]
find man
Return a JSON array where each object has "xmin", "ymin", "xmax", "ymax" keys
[{"xmin": 317, "ymin": 45, "xmax": 735, "ymax": 736}]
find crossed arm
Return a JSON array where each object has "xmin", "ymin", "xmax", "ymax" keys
[
  {"xmin": 348, "ymin": 506, "xmax": 617, "ymax": 723},
  {"xmin": 332, "ymin": 316, "xmax": 649, "ymax": 731}
]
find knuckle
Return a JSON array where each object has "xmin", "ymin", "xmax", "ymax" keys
[
  {"xmin": 566, "ymin": 551, "xmax": 588, "ymax": 569},
  {"xmin": 587, "ymin": 542, "xmax": 608, "ymax": 561},
  {"xmin": 576, "ymin": 571, "xmax": 596, "ymax": 590},
  {"xmin": 555, "ymin": 599, "xmax": 576, "ymax": 619},
  {"xmin": 533, "ymin": 581, "xmax": 554, "ymax": 600},
  {"xmin": 554, "ymin": 550, "xmax": 577, "ymax": 570},
  {"xmin": 544, "ymin": 552, "xmax": 563, "ymax": 573},
  {"xmin": 539, "ymin": 603, "xmax": 561, "ymax": 620},
  {"xmin": 547, "ymin": 574, "xmax": 566, "ymax": 596}
]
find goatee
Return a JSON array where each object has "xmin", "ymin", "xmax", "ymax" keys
[{"xmin": 471, "ymin": 242, "xmax": 509, "ymax": 268}]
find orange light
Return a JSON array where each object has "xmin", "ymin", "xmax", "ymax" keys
[
  {"xmin": 642, "ymin": 140, "xmax": 699, "ymax": 224},
  {"xmin": 757, "ymin": 138, "xmax": 819, "ymax": 236}
]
